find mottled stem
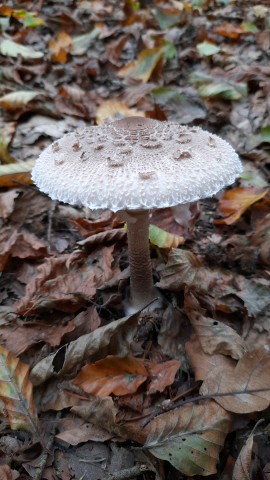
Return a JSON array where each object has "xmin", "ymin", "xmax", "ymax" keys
[{"xmin": 125, "ymin": 210, "xmax": 156, "ymax": 310}]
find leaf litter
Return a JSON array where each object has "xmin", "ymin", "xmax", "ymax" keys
[{"xmin": 0, "ymin": 0, "xmax": 270, "ymax": 479}]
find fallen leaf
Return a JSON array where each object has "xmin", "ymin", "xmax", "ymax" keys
[
  {"xmin": 0, "ymin": 120, "xmax": 16, "ymax": 163},
  {"xmin": 0, "ymin": 159, "xmax": 35, "ymax": 187},
  {"xmin": 56, "ymin": 417, "xmax": 111, "ymax": 445},
  {"xmin": 71, "ymin": 396, "xmax": 118, "ymax": 436},
  {"xmin": 0, "ymin": 6, "xmax": 44, "ymax": 28},
  {"xmin": 185, "ymin": 291, "xmax": 246, "ymax": 360},
  {"xmin": 71, "ymin": 28, "xmax": 100, "ymax": 56},
  {"xmin": 96, "ymin": 99, "xmax": 145, "ymax": 124},
  {"xmin": 0, "ymin": 39, "xmax": 43, "ymax": 58},
  {"xmin": 73, "ymin": 356, "xmax": 148, "ymax": 396},
  {"xmin": 215, "ymin": 187, "xmax": 269, "ymax": 225},
  {"xmin": 154, "ymin": 6, "xmax": 183, "ymax": 29},
  {"xmin": 197, "ymin": 41, "xmax": 220, "ymax": 56},
  {"xmin": 198, "ymin": 81, "xmax": 247, "ymax": 100},
  {"xmin": 145, "ymin": 400, "xmax": 232, "ymax": 476},
  {"xmin": 149, "ymin": 224, "xmax": 184, "ymax": 248},
  {"xmin": 16, "ymin": 246, "xmax": 116, "ymax": 314},
  {"xmin": 0, "ymin": 91, "xmax": 41, "ymax": 112},
  {"xmin": 147, "ymin": 359, "xmax": 180, "ymax": 394},
  {"xmin": 0, "ymin": 190, "xmax": 20, "ymax": 220},
  {"xmin": 0, "ymin": 320, "xmax": 75, "ymax": 356},
  {"xmin": 118, "ymin": 46, "xmax": 165, "ymax": 82},
  {"xmin": 213, "ymin": 22, "xmax": 250, "ymax": 39},
  {"xmin": 0, "ymin": 346, "xmax": 38, "ymax": 433},
  {"xmin": 49, "ymin": 31, "xmax": 72, "ymax": 63},
  {"xmin": 232, "ymin": 434, "xmax": 253, "ymax": 480},
  {"xmin": 30, "ymin": 314, "xmax": 140, "ymax": 385},
  {"xmin": 200, "ymin": 346, "xmax": 270, "ymax": 413},
  {"xmin": 185, "ymin": 336, "xmax": 236, "ymax": 382}
]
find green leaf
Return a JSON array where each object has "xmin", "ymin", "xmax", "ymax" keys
[
  {"xmin": 71, "ymin": 28, "xmax": 100, "ymax": 56},
  {"xmin": 145, "ymin": 400, "xmax": 232, "ymax": 476},
  {"xmin": 198, "ymin": 81, "xmax": 247, "ymax": 100},
  {"xmin": 162, "ymin": 41, "xmax": 177, "ymax": 60},
  {"xmin": 197, "ymin": 41, "xmax": 220, "ymax": 56},
  {"xmin": 22, "ymin": 11, "xmax": 44, "ymax": 28},
  {"xmin": 151, "ymin": 87, "xmax": 185, "ymax": 104},
  {"xmin": 0, "ymin": 39, "xmax": 43, "ymax": 59},
  {"xmin": 154, "ymin": 7, "xmax": 182, "ymax": 29},
  {"xmin": 260, "ymin": 125, "xmax": 270, "ymax": 143},
  {"xmin": 241, "ymin": 22, "xmax": 258, "ymax": 33},
  {"xmin": 149, "ymin": 224, "xmax": 184, "ymax": 249}
]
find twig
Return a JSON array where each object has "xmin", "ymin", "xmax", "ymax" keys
[
  {"xmin": 107, "ymin": 464, "xmax": 151, "ymax": 480},
  {"xmin": 32, "ymin": 412, "xmax": 61, "ymax": 480}
]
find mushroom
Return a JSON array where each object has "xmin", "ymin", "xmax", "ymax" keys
[{"xmin": 32, "ymin": 117, "xmax": 242, "ymax": 312}]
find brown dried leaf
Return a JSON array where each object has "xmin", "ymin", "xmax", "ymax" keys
[
  {"xmin": 200, "ymin": 346, "xmax": 270, "ymax": 413},
  {"xmin": 232, "ymin": 434, "xmax": 253, "ymax": 480},
  {"xmin": 0, "ymin": 320, "xmax": 75, "ymax": 356},
  {"xmin": 71, "ymin": 396, "xmax": 118, "ymax": 434},
  {"xmin": 147, "ymin": 359, "xmax": 180, "ymax": 394},
  {"xmin": 185, "ymin": 336, "xmax": 236, "ymax": 382},
  {"xmin": 16, "ymin": 246, "xmax": 116, "ymax": 314},
  {"xmin": 56, "ymin": 417, "xmax": 111, "ymax": 445},
  {"xmin": 0, "ymin": 346, "xmax": 38, "ymax": 433},
  {"xmin": 184, "ymin": 291, "xmax": 246, "ymax": 360},
  {"xmin": 73, "ymin": 355, "xmax": 148, "ymax": 396},
  {"xmin": 30, "ymin": 314, "xmax": 140, "ymax": 385},
  {"xmin": 215, "ymin": 187, "xmax": 268, "ymax": 225},
  {"xmin": 0, "ymin": 190, "xmax": 20, "ymax": 219},
  {"xmin": 145, "ymin": 400, "xmax": 232, "ymax": 476}
]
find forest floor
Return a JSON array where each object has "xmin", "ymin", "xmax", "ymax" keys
[{"xmin": 0, "ymin": 1, "xmax": 270, "ymax": 479}]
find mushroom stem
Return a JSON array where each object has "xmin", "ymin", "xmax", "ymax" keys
[{"xmin": 125, "ymin": 209, "xmax": 156, "ymax": 310}]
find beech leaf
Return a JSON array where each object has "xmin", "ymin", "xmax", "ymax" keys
[
  {"xmin": 145, "ymin": 400, "xmax": 232, "ymax": 476},
  {"xmin": 200, "ymin": 346, "xmax": 270, "ymax": 413},
  {"xmin": 118, "ymin": 47, "xmax": 164, "ymax": 82},
  {"xmin": 0, "ymin": 39, "xmax": 43, "ymax": 58},
  {"xmin": 73, "ymin": 355, "xmax": 148, "ymax": 396},
  {"xmin": 215, "ymin": 187, "xmax": 269, "ymax": 225},
  {"xmin": 0, "ymin": 159, "xmax": 35, "ymax": 187},
  {"xmin": 232, "ymin": 434, "xmax": 253, "ymax": 480},
  {"xmin": 0, "ymin": 91, "xmax": 40, "ymax": 111},
  {"xmin": 149, "ymin": 224, "xmax": 184, "ymax": 249},
  {"xmin": 0, "ymin": 346, "xmax": 38, "ymax": 433}
]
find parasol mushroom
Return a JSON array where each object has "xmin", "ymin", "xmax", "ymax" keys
[{"xmin": 32, "ymin": 117, "xmax": 242, "ymax": 312}]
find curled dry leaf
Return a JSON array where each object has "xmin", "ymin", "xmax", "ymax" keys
[
  {"xmin": 0, "ymin": 91, "xmax": 41, "ymax": 111},
  {"xmin": 185, "ymin": 291, "xmax": 246, "ymax": 360},
  {"xmin": 200, "ymin": 346, "xmax": 270, "ymax": 413},
  {"xmin": 0, "ymin": 346, "xmax": 38, "ymax": 433},
  {"xmin": 147, "ymin": 359, "xmax": 181, "ymax": 394},
  {"xmin": 96, "ymin": 99, "xmax": 145, "ymax": 125},
  {"xmin": 149, "ymin": 224, "xmax": 184, "ymax": 249},
  {"xmin": 232, "ymin": 434, "xmax": 253, "ymax": 480},
  {"xmin": 215, "ymin": 187, "xmax": 269, "ymax": 225},
  {"xmin": 0, "ymin": 227, "xmax": 47, "ymax": 272},
  {"xmin": 118, "ymin": 47, "xmax": 165, "ymax": 82},
  {"xmin": 30, "ymin": 314, "xmax": 140, "ymax": 385},
  {"xmin": 16, "ymin": 246, "xmax": 116, "ymax": 314},
  {"xmin": 73, "ymin": 356, "xmax": 148, "ymax": 396},
  {"xmin": 144, "ymin": 400, "xmax": 233, "ymax": 476},
  {"xmin": 0, "ymin": 190, "xmax": 20, "ymax": 220},
  {"xmin": 185, "ymin": 336, "xmax": 236, "ymax": 382}
]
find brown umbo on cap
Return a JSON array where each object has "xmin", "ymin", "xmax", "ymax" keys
[{"xmin": 32, "ymin": 117, "xmax": 242, "ymax": 212}]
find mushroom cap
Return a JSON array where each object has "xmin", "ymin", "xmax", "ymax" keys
[{"xmin": 32, "ymin": 117, "xmax": 242, "ymax": 212}]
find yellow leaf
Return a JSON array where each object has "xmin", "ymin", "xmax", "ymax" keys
[
  {"xmin": 118, "ymin": 47, "xmax": 164, "ymax": 82},
  {"xmin": 149, "ymin": 224, "xmax": 184, "ymax": 249},
  {"xmin": 96, "ymin": 99, "xmax": 145, "ymax": 124},
  {"xmin": 49, "ymin": 31, "xmax": 72, "ymax": 63},
  {"xmin": 0, "ymin": 159, "xmax": 35, "ymax": 187},
  {"xmin": 215, "ymin": 187, "xmax": 269, "ymax": 225},
  {"xmin": 0, "ymin": 91, "xmax": 40, "ymax": 111}
]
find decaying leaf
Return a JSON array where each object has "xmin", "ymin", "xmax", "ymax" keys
[
  {"xmin": 215, "ymin": 187, "xmax": 269, "ymax": 225},
  {"xmin": 56, "ymin": 417, "xmax": 111, "ymax": 445},
  {"xmin": 0, "ymin": 91, "xmax": 41, "ymax": 111},
  {"xmin": 200, "ymin": 346, "xmax": 270, "ymax": 413},
  {"xmin": 74, "ymin": 356, "xmax": 148, "ymax": 396},
  {"xmin": 0, "ymin": 346, "xmax": 38, "ymax": 433},
  {"xmin": 147, "ymin": 359, "xmax": 180, "ymax": 394},
  {"xmin": 185, "ymin": 291, "xmax": 246, "ymax": 360},
  {"xmin": 232, "ymin": 434, "xmax": 253, "ymax": 480},
  {"xmin": 149, "ymin": 224, "xmax": 184, "ymax": 249},
  {"xmin": 49, "ymin": 31, "xmax": 72, "ymax": 63},
  {"xmin": 0, "ymin": 159, "xmax": 35, "ymax": 187},
  {"xmin": 0, "ymin": 465, "xmax": 19, "ymax": 480},
  {"xmin": 30, "ymin": 314, "xmax": 140, "ymax": 385},
  {"xmin": 96, "ymin": 99, "xmax": 145, "ymax": 124},
  {"xmin": 0, "ymin": 121, "xmax": 16, "ymax": 163},
  {"xmin": 145, "ymin": 400, "xmax": 232, "ymax": 476},
  {"xmin": 0, "ymin": 190, "xmax": 20, "ymax": 220}
]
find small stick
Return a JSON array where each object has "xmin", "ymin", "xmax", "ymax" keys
[{"xmin": 107, "ymin": 464, "xmax": 151, "ymax": 480}]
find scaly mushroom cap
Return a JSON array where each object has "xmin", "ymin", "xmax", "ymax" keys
[{"xmin": 32, "ymin": 117, "xmax": 242, "ymax": 211}]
